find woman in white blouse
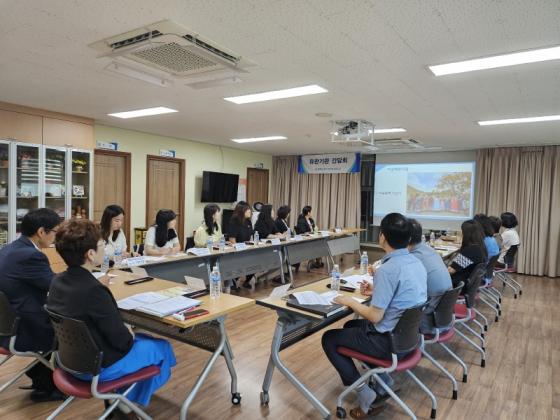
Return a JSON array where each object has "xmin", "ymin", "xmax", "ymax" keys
[
  {"xmin": 100, "ymin": 204, "xmax": 129, "ymax": 259},
  {"xmin": 145, "ymin": 209, "xmax": 181, "ymax": 256}
]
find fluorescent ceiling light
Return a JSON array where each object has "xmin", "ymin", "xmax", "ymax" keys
[
  {"xmin": 231, "ymin": 136, "xmax": 287, "ymax": 144},
  {"xmin": 429, "ymin": 45, "xmax": 560, "ymax": 76},
  {"xmin": 478, "ymin": 115, "xmax": 560, "ymax": 126},
  {"xmin": 224, "ymin": 84, "xmax": 327, "ymax": 104},
  {"xmin": 373, "ymin": 128, "xmax": 407, "ymax": 134},
  {"xmin": 108, "ymin": 107, "xmax": 178, "ymax": 119}
]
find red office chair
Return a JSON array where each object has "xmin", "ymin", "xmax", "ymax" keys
[
  {"xmin": 45, "ymin": 308, "xmax": 159, "ymax": 420},
  {"xmin": 335, "ymin": 305, "xmax": 437, "ymax": 420},
  {"xmin": 0, "ymin": 292, "xmax": 53, "ymax": 394}
]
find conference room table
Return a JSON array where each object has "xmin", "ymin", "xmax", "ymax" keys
[
  {"xmin": 256, "ymin": 271, "xmax": 369, "ymax": 419},
  {"xmin": 106, "ymin": 270, "xmax": 254, "ymax": 420}
]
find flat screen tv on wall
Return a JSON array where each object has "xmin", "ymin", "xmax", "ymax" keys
[{"xmin": 201, "ymin": 171, "xmax": 239, "ymax": 202}]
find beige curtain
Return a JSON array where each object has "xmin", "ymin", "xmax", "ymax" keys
[
  {"xmin": 271, "ymin": 156, "xmax": 360, "ymax": 230},
  {"xmin": 475, "ymin": 146, "xmax": 560, "ymax": 277}
]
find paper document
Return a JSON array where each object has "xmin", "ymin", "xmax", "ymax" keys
[
  {"xmin": 352, "ymin": 297, "xmax": 367, "ymax": 304},
  {"xmin": 269, "ymin": 284, "xmax": 291, "ymax": 299},
  {"xmin": 159, "ymin": 286, "xmax": 192, "ymax": 298},
  {"xmin": 186, "ymin": 248, "xmax": 211, "ymax": 256},
  {"xmin": 130, "ymin": 266, "xmax": 148, "ymax": 277},
  {"xmin": 184, "ymin": 276, "xmax": 207, "ymax": 291},
  {"xmin": 293, "ymin": 290, "xmax": 338, "ymax": 305},
  {"xmin": 92, "ymin": 272, "xmax": 118, "ymax": 279},
  {"xmin": 117, "ymin": 292, "xmax": 168, "ymax": 310},
  {"xmin": 341, "ymin": 274, "xmax": 373, "ymax": 289},
  {"xmin": 136, "ymin": 296, "xmax": 201, "ymax": 318}
]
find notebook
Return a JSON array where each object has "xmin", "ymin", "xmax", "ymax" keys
[
  {"xmin": 285, "ymin": 290, "xmax": 346, "ymax": 318},
  {"xmin": 117, "ymin": 293, "xmax": 201, "ymax": 318}
]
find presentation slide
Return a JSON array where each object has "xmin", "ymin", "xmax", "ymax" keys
[{"xmin": 373, "ymin": 162, "xmax": 475, "ymax": 221}]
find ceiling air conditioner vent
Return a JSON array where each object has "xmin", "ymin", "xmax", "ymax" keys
[
  {"xmin": 90, "ymin": 20, "xmax": 254, "ymax": 83},
  {"xmin": 110, "ymin": 30, "xmax": 163, "ymax": 50}
]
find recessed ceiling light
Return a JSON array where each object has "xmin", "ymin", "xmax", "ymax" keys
[
  {"xmin": 374, "ymin": 128, "xmax": 407, "ymax": 134},
  {"xmin": 224, "ymin": 85, "xmax": 327, "ymax": 104},
  {"xmin": 429, "ymin": 45, "xmax": 560, "ymax": 76},
  {"xmin": 108, "ymin": 107, "xmax": 178, "ymax": 119},
  {"xmin": 231, "ymin": 136, "xmax": 287, "ymax": 144},
  {"xmin": 478, "ymin": 115, "xmax": 560, "ymax": 126}
]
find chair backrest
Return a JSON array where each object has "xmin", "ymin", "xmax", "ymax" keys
[
  {"xmin": 218, "ymin": 247, "xmax": 283, "ymax": 281},
  {"xmin": 45, "ymin": 308, "xmax": 103, "ymax": 376},
  {"xmin": 184, "ymin": 236, "xmax": 195, "ymax": 252},
  {"xmin": 137, "ymin": 243, "xmax": 145, "ymax": 256},
  {"xmin": 464, "ymin": 263, "xmax": 486, "ymax": 308},
  {"xmin": 486, "ymin": 254, "xmax": 500, "ymax": 279},
  {"xmin": 327, "ymin": 235, "xmax": 360, "ymax": 257},
  {"xmin": 0, "ymin": 292, "xmax": 18, "ymax": 338},
  {"xmin": 504, "ymin": 244, "xmax": 518, "ymax": 266},
  {"xmin": 285, "ymin": 239, "xmax": 331, "ymax": 265},
  {"xmin": 432, "ymin": 282, "xmax": 464, "ymax": 328},
  {"xmin": 389, "ymin": 304, "xmax": 424, "ymax": 354}
]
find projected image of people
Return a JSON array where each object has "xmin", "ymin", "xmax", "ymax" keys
[{"xmin": 406, "ymin": 172, "xmax": 471, "ymax": 217}]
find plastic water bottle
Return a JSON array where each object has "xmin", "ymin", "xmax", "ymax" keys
[
  {"xmin": 254, "ymin": 230, "xmax": 260, "ymax": 245},
  {"xmin": 207, "ymin": 238, "xmax": 213, "ymax": 251},
  {"xmin": 331, "ymin": 264, "xmax": 341, "ymax": 292},
  {"xmin": 100, "ymin": 250, "xmax": 110, "ymax": 274},
  {"xmin": 219, "ymin": 235, "xmax": 226, "ymax": 252},
  {"xmin": 421, "ymin": 234, "xmax": 426, "ymax": 244},
  {"xmin": 429, "ymin": 231, "xmax": 435, "ymax": 245},
  {"xmin": 114, "ymin": 245, "xmax": 122, "ymax": 265},
  {"xmin": 210, "ymin": 266, "xmax": 221, "ymax": 299},
  {"xmin": 360, "ymin": 252, "xmax": 369, "ymax": 275},
  {"xmin": 286, "ymin": 227, "xmax": 292, "ymax": 238}
]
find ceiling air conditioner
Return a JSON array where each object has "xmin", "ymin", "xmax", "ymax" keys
[{"xmin": 89, "ymin": 20, "xmax": 254, "ymax": 86}]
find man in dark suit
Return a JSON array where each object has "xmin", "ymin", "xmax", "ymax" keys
[{"xmin": 0, "ymin": 208, "xmax": 62, "ymax": 402}]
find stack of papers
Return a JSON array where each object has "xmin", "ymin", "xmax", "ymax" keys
[
  {"xmin": 292, "ymin": 290, "xmax": 338, "ymax": 305},
  {"xmin": 117, "ymin": 292, "xmax": 201, "ymax": 317},
  {"xmin": 186, "ymin": 248, "xmax": 211, "ymax": 256},
  {"xmin": 341, "ymin": 274, "xmax": 373, "ymax": 289}
]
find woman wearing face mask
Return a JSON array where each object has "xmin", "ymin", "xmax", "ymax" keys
[
  {"xmin": 100, "ymin": 204, "xmax": 130, "ymax": 259},
  {"xmin": 144, "ymin": 210, "xmax": 181, "ymax": 256},
  {"xmin": 47, "ymin": 219, "xmax": 176, "ymax": 415}
]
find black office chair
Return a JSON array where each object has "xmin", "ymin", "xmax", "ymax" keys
[
  {"xmin": 45, "ymin": 308, "xmax": 159, "ymax": 420},
  {"xmin": 0, "ymin": 292, "xmax": 52, "ymax": 394},
  {"xmin": 494, "ymin": 244, "xmax": 522, "ymax": 297},
  {"xmin": 335, "ymin": 305, "xmax": 437, "ymax": 420},
  {"xmin": 422, "ymin": 283, "xmax": 465, "ymax": 399},
  {"xmin": 184, "ymin": 236, "xmax": 195, "ymax": 251},
  {"xmin": 454, "ymin": 263, "xmax": 487, "ymax": 367}
]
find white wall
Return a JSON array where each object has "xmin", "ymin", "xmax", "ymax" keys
[
  {"xmin": 374, "ymin": 150, "xmax": 477, "ymax": 231},
  {"xmin": 94, "ymin": 124, "xmax": 272, "ymax": 240}
]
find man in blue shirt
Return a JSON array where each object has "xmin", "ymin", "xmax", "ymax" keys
[
  {"xmin": 408, "ymin": 219, "xmax": 452, "ymax": 333},
  {"xmin": 322, "ymin": 213, "xmax": 427, "ymax": 418}
]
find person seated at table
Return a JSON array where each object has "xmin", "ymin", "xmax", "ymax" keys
[
  {"xmin": 296, "ymin": 205, "xmax": 316, "ymax": 234},
  {"xmin": 275, "ymin": 205, "xmax": 291, "ymax": 234},
  {"xmin": 100, "ymin": 204, "xmax": 130, "ymax": 260},
  {"xmin": 296, "ymin": 205, "xmax": 323, "ymax": 269},
  {"xmin": 227, "ymin": 203, "xmax": 253, "ymax": 244},
  {"xmin": 474, "ymin": 214, "xmax": 500, "ymax": 259},
  {"xmin": 448, "ymin": 220, "xmax": 487, "ymax": 291},
  {"xmin": 47, "ymin": 219, "xmax": 176, "ymax": 414},
  {"xmin": 488, "ymin": 216, "xmax": 503, "ymax": 249},
  {"xmin": 408, "ymin": 218, "xmax": 452, "ymax": 333},
  {"xmin": 254, "ymin": 204, "xmax": 284, "ymax": 240},
  {"xmin": 497, "ymin": 212, "xmax": 520, "ymax": 267},
  {"xmin": 144, "ymin": 210, "xmax": 181, "ymax": 256},
  {"xmin": 322, "ymin": 213, "xmax": 427, "ymax": 418},
  {"xmin": 0, "ymin": 208, "xmax": 62, "ymax": 402},
  {"xmin": 194, "ymin": 204, "xmax": 222, "ymax": 247}
]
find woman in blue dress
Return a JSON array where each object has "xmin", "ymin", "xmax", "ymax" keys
[{"xmin": 47, "ymin": 219, "xmax": 176, "ymax": 414}]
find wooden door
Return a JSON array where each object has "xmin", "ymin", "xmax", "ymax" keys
[
  {"xmin": 146, "ymin": 155, "xmax": 185, "ymax": 246},
  {"xmin": 246, "ymin": 168, "xmax": 269, "ymax": 206},
  {"xmin": 94, "ymin": 150, "xmax": 131, "ymax": 237}
]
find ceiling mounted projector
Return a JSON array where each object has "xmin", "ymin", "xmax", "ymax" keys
[{"xmin": 330, "ymin": 119, "xmax": 376, "ymax": 149}]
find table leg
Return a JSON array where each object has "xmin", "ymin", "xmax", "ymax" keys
[
  {"xmin": 222, "ymin": 331, "xmax": 240, "ymax": 402},
  {"xmin": 260, "ymin": 319, "xmax": 331, "ymax": 419},
  {"xmin": 180, "ymin": 316, "xmax": 231, "ymax": 420}
]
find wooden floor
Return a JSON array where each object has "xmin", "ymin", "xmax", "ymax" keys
[{"xmin": 0, "ymin": 264, "xmax": 558, "ymax": 420}]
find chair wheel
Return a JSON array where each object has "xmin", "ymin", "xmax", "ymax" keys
[
  {"xmin": 519, "ymin": 290, "xmax": 522, "ymax": 295},
  {"xmin": 452, "ymin": 389, "xmax": 458, "ymax": 400},
  {"xmin": 514, "ymin": 294, "xmax": 518, "ymax": 299},
  {"xmin": 495, "ymin": 316, "xmax": 499, "ymax": 322},
  {"xmin": 231, "ymin": 392, "xmax": 241, "ymax": 405},
  {"xmin": 498, "ymin": 310, "xmax": 502, "ymax": 316},
  {"xmin": 431, "ymin": 408, "xmax": 437, "ymax": 419},
  {"xmin": 462, "ymin": 374, "xmax": 467, "ymax": 383},
  {"xmin": 336, "ymin": 407, "xmax": 346, "ymax": 418},
  {"xmin": 481, "ymin": 359, "xmax": 486, "ymax": 368},
  {"xmin": 260, "ymin": 391, "xmax": 269, "ymax": 405},
  {"xmin": 484, "ymin": 325, "xmax": 488, "ymax": 332}
]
